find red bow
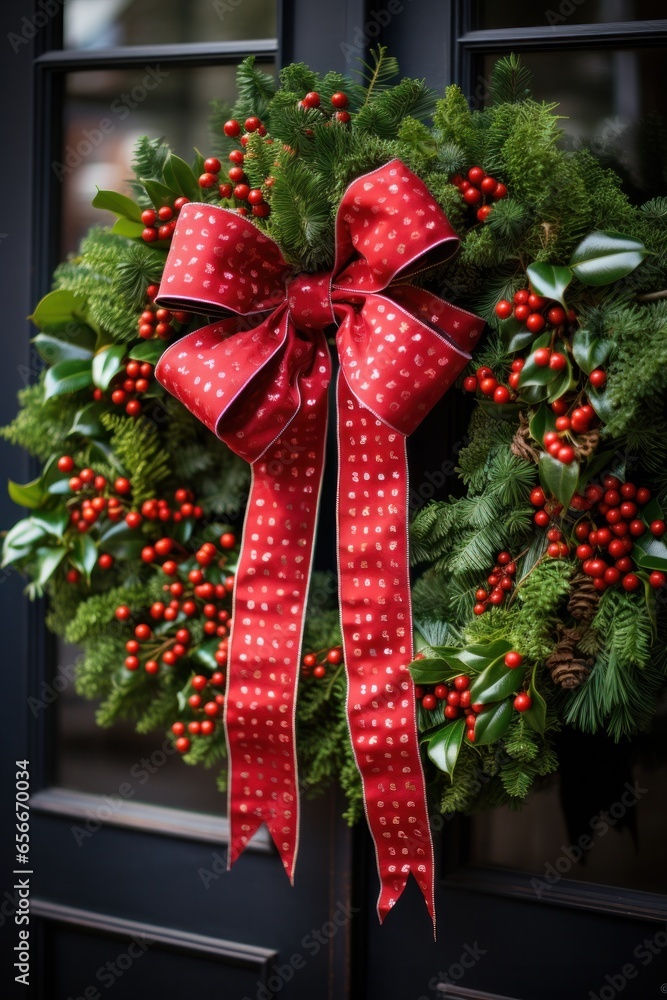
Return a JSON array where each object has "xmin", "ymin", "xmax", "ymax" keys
[{"xmin": 155, "ymin": 159, "xmax": 484, "ymax": 927}]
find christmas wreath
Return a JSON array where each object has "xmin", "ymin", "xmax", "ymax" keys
[{"xmin": 4, "ymin": 50, "xmax": 667, "ymax": 922}]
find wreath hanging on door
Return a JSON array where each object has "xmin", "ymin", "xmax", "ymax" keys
[{"xmin": 4, "ymin": 51, "xmax": 667, "ymax": 923}]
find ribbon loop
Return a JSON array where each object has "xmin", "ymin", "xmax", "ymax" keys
[{"xmin": 155, "ymin": 159, "xmax": 486, "ymax": 929}]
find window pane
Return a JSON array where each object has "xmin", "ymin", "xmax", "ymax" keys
[
  {"xmin": 59, "ymin": 63, "xmax": 275, "ymax": 255},
  {"xmin": 481, "ymin": 47, "xmax": 667, "ymax": 200},
  {"xmin": 473, "ymin": 0, "xmax": 663, "ymax": 30},
  {"xmin": 56, "ymin": 644, "xmax": 226, "ymax": 814},
  {"xmin": 64, "ymin": 0, "xmax": 276, "ymax": 48},
  {"xmin": 467, "ymin": 722, "xmax": 667, "ymax": 894}
]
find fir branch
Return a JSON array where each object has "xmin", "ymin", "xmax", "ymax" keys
[{"xmin": 489, "ymin": 53, "xmax": 533, "ymax": 106}]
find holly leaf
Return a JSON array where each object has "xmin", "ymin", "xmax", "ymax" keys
[
  {"xmin": 517, "ymin": 333, "xmax": 555, "ymax": 388},
  {"xmin": 571, "ymin": 328, "xmax": 612, "ymax": 376},
  {"xmin": 162, "ymin": 153, "xmax": 200, "ymax": 200},
  {"xmin": 92, "ymin": 189, "xmax": 143, "ymax": 222},
  {"xmin": 519, "ymin": 382, "xmax": 549, "ymax": 405},
  {"xmin": 633, "ymin": 532, "xmax": 667, "ymax": 572},
  {"xmin": 539, "ymin": 452, "xmax": 580, "ymax": 510},
  {"xmin": 587, "ymin": 385, "xmax": 615, "ymax": 425},
  {"xmin": 8, "ymin": 477, "xmax": 45, "ymax": 509},
  {"xmin": 44, "ymin": 358, "xmax": 93, "ymax": 399},
  {"xmin": 500, "ymin": 318, "xmax": 534, "ymax": 354},
  {"xmin": 98, "ymin": 521, "xmax": 144, "ymax": 559},
  {"xmin": 127, "ymin": 340, "xmax": 167, "ymax": 364},
  {"xmin": 546, "ymin": 362, "xmax": 575, "ymax": 404},
  {"xmin": 432, "ymin": 639, "xmax": 512, "ymax": 674},
  {"xmin": 469, "ymin": 656, "xmax": 522, "ymax": 705},
  {"xmin": 70, "ymin": 533, "xmax": 98, "ymax": 581},
  {"xmin": 32, "ymin": 545, "xmax": 67, "ymax": 586},
  {"xmin": 142, "ymin": 178, "xmax": 179, "ymax": 205},
  {"xmin": 32, "ymin": 508, "xmax": 69, "ymax": 537},
  {"xmin": 473, "ymin": 699, "xmax": 514, "ymax": 745},
  {"xmin": 33, "ymin": 332, "xmax": 95, "ymax": 365},
  {"xmin": 29, "ymin": 289, "xmax": 88, "ymax": 329},
  {"xmin": 570, "ymin": 231, "xmax": 647, "ymax": 286},
  {"xmin": 579, "ymin": 449, "xmax": 619, "ymax": 486},
  {"xmin": 111, "ymin": 218, "xmax": 146, "ymax": 239},
  {"xmin": 2, "ymin": 519, "xmax": 48, "ymax": 566},
  {"xmin": 526, "ymin": 262, "xmax": 572, "ymax": 306},
  {"xmin": 192, "ymin": 638, "xmax": 221, "ymax": 670},
  {"xmin": 426, "ymin": 719, "xmax": 465, "ymax": 777},
  {"xmin": 92, "ymin": 344, "xmax": 126, "ymax": 390},
  {"xmin": 523, "ymin": 664, "xmax": 547, "ymax": 734},
  {"xmin": 68, "ymin": 401, "xmax": 108, "ymax": 439},
  {"xmin": 409, "ymin": 657, "xmax": 460, "ymax": 685},
  {"xmin": 529, "ymin": 403, "xmax": 556, "ymax": 445}
]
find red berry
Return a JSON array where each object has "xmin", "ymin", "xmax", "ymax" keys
[
  {"xmin": 589, "ymin": 369, "xmax": 607, "ymax": 387},
  {"xmin": 219, "ymin": 532, "xmax": 236, "ymax": 549},
  {"xmin": 223, "ymin": 119, "xmax": 241, "ymax": 136},
  {"xmin": 331, "ymin": 91, "xmax": 349, "ymax": 108},
  {"xmin": 125, "ymin": 655, "xmax": 139, "ymax": 671},
  {"xmin": 233, "ymin": 183, "xmax": 250, "ymax": 201},
  {"xmin": 204, "ymin": 157, "xmax": 221, "ymax": 174},
  {"xmin": 463, "ymin": 187, "xmax": 482, "ymax": 205},
  {"xmin": 115, "ymin": 604, "xmax": 131, "ymax": 621},
  {"xmin": 467, "ymin": 166, "xmax": 485, "ymax": 184},
  {"xmin": 463, "ymin": 375, "xmax": 478, "ymax": 392},
  {"xmin": 549, "ymin": 352, "xmax": 567, "ymax": 371},
  {"xmin": 530, "ymin": 487, "xmax": 546, "ymax": 507},
  {"xmin": 446, "ymin": 691, "xmax": 461, "ymax": 707},
  {"xmin": 302, "ymin": 91, "xmax": 320, "ymax": 108},
  {"xmin": 555, "ymin": 416, "xmax": 571, "ymax": 431},
  {"xmin": 219, "ymin": 183, "xmax": 233, "ymax": 199},
  {"xmin": 547, "ymin": 306, "xmax": 567, "ymax": 326},
  {"xmin": 636, "ymin": 487, "xmax": 651, "ymax": 505},
  {"xmin": 514, "ymin": 304, "xmax": 530, "ymax": 322},
  {"xmin": 174, "ymin": 197, "xmax": 189, "ymax": 211},
  {"xmin": 473, "ymin": 603, "xmax": 486, "ymax": 615},
  {"xmin": 245, "ymin": 116, "xmax": 261, "ymax": 132},
  {"xmin": 534, "ymin": 348, "xmax": 551, "ymax": 367},
  {"xmin": 576, "ymin": 544, "xmax": 593, "ymax": 560},
  {"xmin": 493, "ymin": 385, "xmax": 511, "ymax": 404},
  {"xmin": 649, "ymin": 571, "xmax": 666, "ymax": 589},
  {"xmin": 604, "ymin": 567, "xmax": 621, "ymax": 586},
  {"xmin": 615, "ymin": 557, "xmax": 633, "ymax": 573},
  {"xmin": 334, "ymin": 111, "xmax": 351, "ymax": 124},
  {"xmin": 526, "ymin": 312, "xmax": 545, "ymax": 334},
  {"xmin": 513, "ymin": 693, "xmax": 532, "ymax": 712},
  {"xmin": 421, "ymin": 694, "xmax": 437, "ymax": 711},
  {"xmin": 495, "ymin": 299, "xmax": 513, "ymax": 319},
  {"xmin": 326, "ymin": 647, "xmax": 343, "ymax": 665},
  {"xmin": 454, "ymin": 675, "xmax": 470, "ymax": 691},
  {"xmin": 434, "ymin": 684, "xmax": 448, "ymax": 700},
  {"xmin": 175, "ymin": 737, "xmax": 191, "ymax": 753},
  {"xmin": 504, "ymin": 651, "xmax": 523, "ymax": 669},
  {"xmin": 534, "ymin": 509, "xmax": 550, "ymax": 527},
  {"xmin": 514, "ymin": 289, "xmax": 529, "ymax": 304},
  {"xmin": 247, "ymin": 188, "xmax": 264, "ymax": 205},
  {"xmin": 622, "ymin": 573, "xmax": 641, "ymax": 591},
  {"xmin": 557, "ymin": 445, "xmax": 576, "ymax": 464},
  {"xmin": 494, "ymin": 183, "xmax": 508, "ymax": 199},
  {"xmin": 479, "ymin": 377, "xmax": 497, "ymax": 396},
  {"xmin": 650, "ymin": 520, "xmax": 666, "ymax": 537},
  {"xmin": 629, "ymin": 519, "xmax": 646, "ymax": 537}
]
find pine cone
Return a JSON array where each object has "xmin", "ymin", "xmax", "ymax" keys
[
  {"xmin": 510, "ymin": 412, "xmax": 540, "ymax": 464},
  {"xmin": 575, "ymin": 428, "xmax": 600, "ymax": 460},
  {"xmin": 546, "ymin": 625, "xmax": 591, "ymax": 689},
  {"xmin": 567, "ymin": 572, "xmax": 599, "ymax": 625}
]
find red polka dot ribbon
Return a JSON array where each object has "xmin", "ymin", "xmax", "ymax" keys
[{"xmin": 154, "ymin": 159, "xmax": 485, "ymax": 928}]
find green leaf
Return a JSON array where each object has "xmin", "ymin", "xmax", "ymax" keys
[
  {"xmin": 98, "ymin": 521, "xmax": 144, "ymax": 559},
  {"xmin": 33, "ymin": 546, "xmax": 67, "ymax": 586},
  {"xmin": 587, "ymin": 385, "xmax": 615, "ymax": 425},
  {"xmin": 579, "ymin": 449, "xmax": 618, "ymax": 486},
  {"xmin": 2, "ymin": 518, "xmax": 48, "ymax": 566},
  {"xmin": 426, "ymin": 719, "xmax": 465, "ymax": 777},
  {"xmin": 571, "ymin": 328, "xmax": 612, "ymax": 376},
  {"xmin": 8, "ymin": 477, "xmax": 45, "ymax": 509},
  {"xmin": 519, "ymin": 382, "xmax": 549, "ymax": 405},
  {"xmin": 142, "ymin": 179, "xmax": 178, "ymax": 206},
  {"xmin": 570, "ymin": 231, "xmax": 647, "ymax": 286},
  {"xmin": 32, "ymin": 508, "xmax": 69, "ymax": 537},
  {"xmin": 539, "ymin": 452, "xmax": 580, "ymax": 510},
  {"xmin": 92, "ymin": 188, "xmax": 143, "ymax": 222},
  {"xmin": 192, "ymin": 639, "xmax": 220, "ymax": 670},
  {"xmin": 633, "ymin": 532, "xmax": 667, "ymax": 572},
  {"xmin": 111, "ymin": 217, "xmax": 146, "ymax": 239},
  {"xmin": 469, "ymin": 656, "xmax": 522, "ymax": 705},
  {"xmin": 30, "ymin": 289, "xmax": 88, "ymax": 329},
  {"xmin": 68, "ymin": 401, "xmax": 108, "ymax": 439},
  {"xmin": 432, "ymin": 639, "xmax": 512, "ymax": 674},
  {"xmin": 546, "ymin": 362, "xmax": 575, "ymax": 404},
  {"xmin": 162, "ymin": 154, "xmax": 200, "ymax": 200},
  {"xmin": 523, "ymin": 664, "xmax": 547, "ymax": 734},
  {"xmin": 92, "ymin": 344, "xmax": 126, "ymax": 390},
  {"xmin": 526, "ymin": 262, "xmax": 572, "ymax": 306},
  {"xmin": 517, "ymin": 333, "xmax": 556, "ymax": 388},
  {"xmin": 409, "ymin": 657, "xmax": 461, "ymax": 685},
  {"xmin": 473, "ymin": 699, "xmax": 513, "ymax": 745},
  {"xmin": 529, "ymin": 404, "xmax": 556, "ymax": 445},
  {"xmin": 70, "ymin": 533, "xmax": 98, "ymax": 581},
  {"xmin": 128, "ymin": 340, "xmax": 166, "ymax": 364},
  {"xmin": 500, "ymin": 318, "xmax": 534, "ymax": 354},
  {"xmin": 33, "ymin": 332, "xmax": 95, "ymax": 365},
  {"xmin": 43, "ymin": 358, "xmax": 93, "ymax": 399}
]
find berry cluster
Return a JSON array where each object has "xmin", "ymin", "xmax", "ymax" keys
[
  {"xmin": 472, "ymin": 551, "xmax": 517, "ymax": 614},
  {"xmin": 494, "ymin": 288, "xmax": 572, "ymax": 334},
  {"xmin": 296, "ymin": 89, "xmax": 351, "ymax": 124},
  {"xmin": 531, "ymin": 478, "xmax": 666, "ymax": 590},
  {"xmin": 301, "ymin": 644, "xmax": 343, "ymax": 679},
  {"xmin": 59, "ymin": 459, "xmax": 132, "ymax": 541},
  {"xmin": 141, "ymin": 196, "xmax": 191, "ymax": 245},
  {"xmin": 200, "ymin": 147, "xmax": 272, "ymax": 219},
  {"xmin": 96, "ymin": 359, "xmax": 154, "ymax": 417},
  {"xmin": 451, "ymin": 166, "xmax": 507, "ymax": 222},
  {"xmin": 170, "ymin": 670, "xmax": 227, "ymax": 752},
  {"xmin": 136, "ymin": 284, "xmax": 191, "ymax": 341},
  {"xmin": 462, "ymin": 365, "xmax": 515, "ymax": 405}
]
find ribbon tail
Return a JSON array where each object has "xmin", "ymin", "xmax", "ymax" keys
[
  {"xmin": 336, "ymin": 375, "xmax": 435, "ymax": 930},
  {"xmin": 225, "ymin": 345, "xmax": 330, "ymax": 882}
]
